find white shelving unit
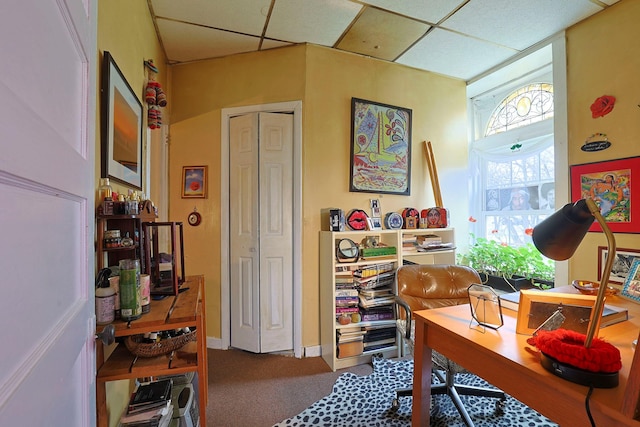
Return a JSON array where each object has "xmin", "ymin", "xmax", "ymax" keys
[
  {"xmin": 400, "ymin": 228, "xmax": 455, "ymax": 265},
  {"xmin": 319, "ymin": 228, "xmax": 455, "ymax": 371}
]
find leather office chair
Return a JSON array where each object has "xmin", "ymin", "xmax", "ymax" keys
[{"xmin": 392, "ymin": 264, "xmax": 506, "ymax": 427}]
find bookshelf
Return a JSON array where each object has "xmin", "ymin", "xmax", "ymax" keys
[{"xmin": 320, "ymin": 228, "xmax": 455, "ymax": 371}]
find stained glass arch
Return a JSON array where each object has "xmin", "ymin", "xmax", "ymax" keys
[{"xmin": 485, "ymin": 83, "xmax": 554, "ymax": 136}]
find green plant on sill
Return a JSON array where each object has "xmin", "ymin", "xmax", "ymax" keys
[{"xmin": 458, "ymin": 235, "xmax": 554, "ymax": 291}]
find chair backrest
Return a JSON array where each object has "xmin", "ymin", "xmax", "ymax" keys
[{"xmin": 396, "ymin": 264, "xmax": 480, "ymax": 313}]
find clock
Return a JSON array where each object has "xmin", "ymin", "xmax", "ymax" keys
[{"xmin": 187, "ymin": 211, "xmax": 202, "ymax": 226}]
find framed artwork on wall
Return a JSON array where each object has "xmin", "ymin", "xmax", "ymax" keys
[
  {"xmin": 101, "ymin": 51, "xmax": 143, "ymax": 189},
  {"xmin": 350, "ymin": 98, "xmax": 412, "ymax": 195},
  {"xmin": 570, "ymin": 156, "xmax": 638, "ymax": 233},
  {"xmin": 598, "ymin": 246, "xmax": 640, "ymax": 285},
  {"xmin": 182, "ymin": 166, "xmax": 207, "ymax": 198},
  {"xmin": 620, "ymin": 259, "xmax": 640, "ymax": 304}
]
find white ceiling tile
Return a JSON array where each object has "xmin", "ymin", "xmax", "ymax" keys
[
  {"xmin": 151, "ymin": 0, "xmax": 271, "ymax": 36},
  {"xmin": 360, "ymin": 0, "xmax": 465, "ymax": 23},
  {"xmin": 156, "ymin": 19, "xmax": 260, "ymax": 63},
  {"xmin": 397, "ymin": 28, "xmax": 517, "ymax": 81},
  {"xmin": 442, "ymin": 0, "xmax": 604, "ymax": 50},
  {"xmin": 266, "ymin": 0, "xmax": 362, "ymax": 46}
]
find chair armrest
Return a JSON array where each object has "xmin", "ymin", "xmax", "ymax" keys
[{"xmin": 395, "ymin": 296, "xmax": 413, "ymax": 341}]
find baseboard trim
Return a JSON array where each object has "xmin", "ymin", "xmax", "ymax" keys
[{"xmin": 206, "ymin": 336, "xmax": 321, "ymax": 359}]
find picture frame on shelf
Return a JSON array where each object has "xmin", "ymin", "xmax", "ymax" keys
[
  {"xmin": 367, "ymin": 217, "xmax": 382, "ymax": 231},
  {"xmin": 598, "ymin": 246, "xmax": 640, "ymax": 285},
  {"xmin": 350, "ymin": 98, "xmax": 412, "ymax": 195},
  {"xmin": 181, "ymin": 166, "xmax": 207, "ymax": 198},
  {"xmin": 570, "ymin": 156, "xmax": 638, "ymax": 233},
  {"xmin": 101, "ymin": 51, "xmax": 143, "ymax": 189},
  {"xmin": 620, "ymin": 259, "xmax": 640, "ymax": 304}
]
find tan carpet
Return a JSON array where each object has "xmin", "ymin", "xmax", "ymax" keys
[{"xmin": 205, "ymin": 348, "xmax": 372, "ymax": 427}]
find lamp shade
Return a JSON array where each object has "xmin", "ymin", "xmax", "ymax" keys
[{"xmin": 532, "ymin": 199, "xmax": 595, "ymax": 261}]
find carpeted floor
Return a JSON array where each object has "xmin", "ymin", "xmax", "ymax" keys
[{"xmin": 274, "ymin": 355, "xmax": 559, "ymax": 427}]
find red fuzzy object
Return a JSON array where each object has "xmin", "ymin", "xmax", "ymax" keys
[{"xmin": 527, "ymin": 329, "xmax": 621, "ymax": 373}]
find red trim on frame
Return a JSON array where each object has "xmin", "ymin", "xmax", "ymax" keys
[{"xmin": 570, "ymin": 156, "xmax": 639, "ymax": 233}]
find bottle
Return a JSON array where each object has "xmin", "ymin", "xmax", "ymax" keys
[
  {"xmin": 98, "ymin": 178, "xmax": 113, "ymax": 201},
  {"xmin": 119, "ymin": 259, "xmax": 142, "ymax": 321},
  {"xmin": 95, "ymin": 268, "xmax": 116, "ymax": 325}
]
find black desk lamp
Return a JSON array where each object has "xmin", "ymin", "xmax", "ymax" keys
[{"xmin": 531, "ymin": 198, "xmax": 621, "ymax": 388}]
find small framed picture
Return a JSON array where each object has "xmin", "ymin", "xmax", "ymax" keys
[
  {"xmin": 182, "ymin": 166, "xmax": 207, "ymax": 198},
  {"xmin": 468, "ymin": 284, "xmax": 503, "ymax": 329},
  {"xmin": 516, "ymin": 289, "xmax": 597, "ymax": 335},
  {"xmin": 370, "ymin": 199, "xmax": 381, "ymax": 218},
  {"xmin": 367, "ymin": 217, "xmax": 382, "ymax": 230},
  {"xmin": 620, "ymin": 259, "xmax": 640, "ymax": 304}
]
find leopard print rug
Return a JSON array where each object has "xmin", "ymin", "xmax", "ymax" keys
[{"xmin": 274, "ymin": 355, "xmax": 558, "ymax": 427}]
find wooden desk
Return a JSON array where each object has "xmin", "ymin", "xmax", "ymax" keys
[
  {"xmin": 412, "ymin": 292, "xmax": 640, "ymax": 426},
  {"xmin": 96, "ymin": 275, "xmax": 207, "ymax": 427}
]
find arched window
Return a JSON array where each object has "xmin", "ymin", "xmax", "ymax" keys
[
  {"xmin": 469, "ymin": 82, "xmax": 555, "ymax": 247},
  {"xmin": 485, "ymin": 83, "xmax": 554, "ymax": 136}
]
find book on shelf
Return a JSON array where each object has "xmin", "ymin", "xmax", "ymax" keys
[
  {"xmin": 337, "ymin": 330, "xmax": 366, "ymax": 343},
  {"xmin": 339, "ymin": 325, "xmax": 363, "ymax": 334},
  {"xmin": 335, "ymin": 288, "xmax": 359, "ymax": 297},
  {"xmin": 335, "ymin": 306, "xmax": 360, "ymax": 317},
  {"xmin": 120, "ymin": 401, "xmax": 172, "ymax": 427},
  {"xmin": 358, "ymin": 295, "xmax": 395, "ymax": 308},
  {"xmin": 363, "ymin": 337, "xmax": 396, "ymax": 350},
  {"xmin": 359, "ymin": 287, "xmax": 393, "ymax": 298},
  {"xmin": 499, "ymin": 291, "xmax": 629, "ymax": 328},
  {"xmin": 337, "ymin": 339, "xmax": 364, "ymax": 358},
  {"xmin": 336, "ymin": 295, "xmax": 359, "ymax": 305},
  {"xmin": 128, "ymin": 379, "xmax": 173, "ymax": 414},
  {"xmin": 416, "ymin": 234, "xmax": 442, "ymax": 244},
  {"xmin": 416, "ymin": 242, "xmax": 455, "ymax": 252},
  {"xmin": 335, "ymin": 276, "xmax": 355, "ymax": 284},
  {"xmin": 360, "ymin": 306, "xmax": 395, "ymax": 321}
]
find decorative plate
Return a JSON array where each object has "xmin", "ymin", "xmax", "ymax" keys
[{"xmin": 384, "ymin": 212, "xmax": 403, "ymax": 229}]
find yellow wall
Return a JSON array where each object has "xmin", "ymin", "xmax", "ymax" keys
[
  {"xmin": 169, "ymin": 44, "xmax": 469, "ymax": 344},
  {"xmin": 97, "ymin": 2, "xmax": 168, "ymax": 426},
  {"xmin": 97, "ymin": 0, "xmax": 170, "ymax": 203},
  {"xmin": 566, "ymin": 0, "xmax": 640, "ymax": 283}
]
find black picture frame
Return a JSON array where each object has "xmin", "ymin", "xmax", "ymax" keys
[
  {"xmin": 101, "ymin": 51, "xmax": 143, "ymax": 189},
  {"xmin": 350, "ymin": 98, "xmax": 412, "ymax": 195}
]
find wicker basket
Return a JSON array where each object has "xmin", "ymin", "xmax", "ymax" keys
[{"xmin": 124, "ymin": 331, "xmax": 197, "ymax": 358}]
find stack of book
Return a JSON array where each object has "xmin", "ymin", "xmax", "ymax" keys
[
  {"xmin": 362, "ymin": 325, "xmax": 397, "ymax": 351},
  {"xmin": 402, "ymin": 234, "xmax": 418, "ymax": 253},
  {"xmin": 416, "ymin": 234, "xmax": 454, "ymax": 252},
  {"xmin": 335, "ymin": 287, "xmax": 360, "ymax": 319},
  {"xmin": 336, "ymin": 325, "xmax": 365, "ymax": 358},
  {"xmin": 120, "ymin": 379, "xmax": 174, "ymax": 427},
  {"xmin": 353, "ymin": 264, "xmax": 396, "ymax": 321}
]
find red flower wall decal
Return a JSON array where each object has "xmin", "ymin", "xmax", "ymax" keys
[{"xmin": 590, "ymin": 95, "xmax": 616, "ymax": 118}]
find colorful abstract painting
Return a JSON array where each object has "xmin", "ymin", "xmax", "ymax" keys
[{"xmin": 350, "ymin": 98, "xmax": 412, "ymax": 195}]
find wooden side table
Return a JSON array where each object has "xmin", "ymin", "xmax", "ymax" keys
[{"xmin": 96, "ymin": 275, "xmax": 207, "ymax": 427}]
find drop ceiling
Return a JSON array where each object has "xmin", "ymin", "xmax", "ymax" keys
[{"xmin": 148, "ymin": 0, "xmax": 619, "ymax": 82}]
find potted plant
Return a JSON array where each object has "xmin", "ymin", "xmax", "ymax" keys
[{"xmin": 459, "ymin": 236, "xmax": 554, "ymax": 293}]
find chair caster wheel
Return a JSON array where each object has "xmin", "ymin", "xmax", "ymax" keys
[
  {"xmin": 495, "ymin": 397, "xmax": 506, "ymax": 414},
  {"xmin": 391, "ymin": 398, "xmax": 400, "ymax": 411}
]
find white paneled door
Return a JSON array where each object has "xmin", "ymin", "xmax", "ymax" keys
[
  {"xmin": 229, "ymin": 112, "xmax": 294, "ymax": 353},
  {"xmin": 0, "ymin": 0, "xmax": 97, "ymax": 426}
]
